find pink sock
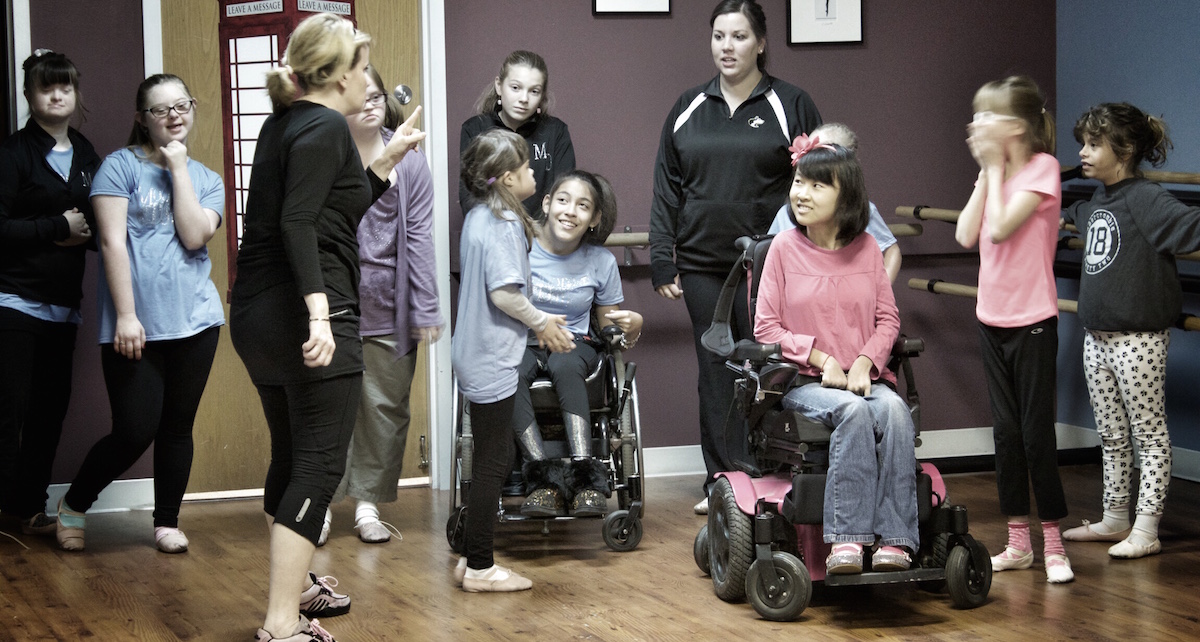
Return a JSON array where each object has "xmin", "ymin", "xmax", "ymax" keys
[
  {"xmin": 1043, "ymin": 520, "xmax": 1065, "ymax": 557},
  {"xmin": 1007, "ymin": 521, "xmax": 1031, "ymax": 553}
]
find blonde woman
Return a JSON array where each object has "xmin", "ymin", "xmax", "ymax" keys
[{"xmin": 229, "ymin": 13, "xmax": 424, "ymax": 642}]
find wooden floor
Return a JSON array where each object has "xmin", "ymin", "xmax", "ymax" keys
[{"xmin": 3, "ymin": 464, "xmax": 1200, "ymax": 641}]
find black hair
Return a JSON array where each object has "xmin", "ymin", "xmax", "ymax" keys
[
  {"xmin": 22, "ymin": 49, "xmax": 86, "ymax": 123},
  {"xmin": 710, "ymin": 0, "xmax": 768, "ymax": 72},
  {"xmin": 542, "ymin": 170, "xmax": 619, "ymax": 246},
  {"xmin": 787, "ymin": 144, "xmax": 869, "ymax": 245}
]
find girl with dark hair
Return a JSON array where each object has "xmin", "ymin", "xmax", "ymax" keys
[
  {"xmin": 0, "ymin": 50, "xmax": 99, "ymax": 536},
  {"xmin": 56, "ymin": 73, "xmax": 224, "ymax": 557},
  {"xmin": 954, "ymin": 75, "xmax": 1072, "ymax": 583},
  {"xmin": 229, "ymin": 13, "xmax": 425, "ymax": 642},
  {"xmin": 452, "ymin": 129, "xmax": 574, "ymax": 592},
  {"xmin": 650, "ymin": 0, "xmax": 821, "ymax": 514},
  {"xmin": 459, "ymin": 50, "xmax": 575, "ymax": 218},
  {"xmin": 754, "ymin": 138, "xmax": 918, "ymax": 576},
  {"xmin": 323, "ymin": 65, "xmax": 443, "ymax": 546},
  {"xmin": 1060, "ymin": 103, "xmax": 1200, "ymax": 560},
  {"xmin": 512, "ymin": 170, "xmax": 643, "ymax": 518}
]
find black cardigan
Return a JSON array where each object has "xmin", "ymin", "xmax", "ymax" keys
[{"xmin": 0, "ymin": 120, "xmax": 101, "ymax": 308}]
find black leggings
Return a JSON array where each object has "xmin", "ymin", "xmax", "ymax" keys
[
  {"xmin": 511, "ymin": 339, "xmax": 599, "ymax": 456},
  {"xmin": 0, "ymin": 308, "xmax": 77, "ymax": 518},
  {"xmin": 680, "ymin": 271, "xmax": 751, "ymax": 492},
  {"xmin": 65, "ymin": 326, "xmax": 219, "ymax": 527},
  {"xmin": 465, "ymin": 394, "xmax": 516, "ymax": 570},
  {"xmin": 978, "ymin": 318, "xmax": 1068, "ymax": 520},
  {"xmin": 256, "ymin": 373, "xmax": 362, "ymax": 544}
]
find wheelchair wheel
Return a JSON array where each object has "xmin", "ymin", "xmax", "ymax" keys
[
  {"xmin": 946, "ymin": 541, "xmax": 992, "ymax": 608},
  {"xmin": 746, "ymin": 552, "xmax": 811, "ymax": 621},
  {"xmin": 694, "ymin": 525, "xmax": 711, "ymax": 575},
  {"xmin": 602, "ymin": 509, "xmax": 642, "ymax": 552},
  {"xmin": 445, "ymin": 505, "xmax": 467, "ymax": 555},
  {"xmin": 708, "ymin": 477, "xmax": 754, "ymax": 601}
]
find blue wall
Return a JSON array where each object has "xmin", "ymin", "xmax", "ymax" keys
[{"xmin": 1056, "ymin": 1, "xmax": 1200, "ymax": 450}]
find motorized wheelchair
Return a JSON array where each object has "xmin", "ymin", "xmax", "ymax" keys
[
  {"xmin": 692, "ymin": 235, "xmax": 992, "ymax": 621},
  {"xmin": 445, "ymin": 324, "xmax": 645, "ymax": 553}
]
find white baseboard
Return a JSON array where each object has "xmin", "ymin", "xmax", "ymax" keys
[{"xmin": 45, "ymin": 431, "xmax": 1200, "ymax": 514}]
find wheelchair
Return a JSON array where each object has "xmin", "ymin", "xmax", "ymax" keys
[
  {"xmin": 445, "ymin": 324, "xmax": 645, "ymax": 553},
  {"xmin": 692, "ymin": 235, "xmax": 992, "ymax": 621}
]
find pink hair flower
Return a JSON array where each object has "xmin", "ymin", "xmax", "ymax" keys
[{"xmin": 788, "ymin": 133, "xmax": 835, "ymax": 166}]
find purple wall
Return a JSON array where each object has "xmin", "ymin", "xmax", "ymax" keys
[
  {"xmin": 446, "ymin": 1, "xmax": 1055, "ymax": 447},
  {"xmin": 29, "ymin": 0, "xmax": 147, "ymax": 481}
]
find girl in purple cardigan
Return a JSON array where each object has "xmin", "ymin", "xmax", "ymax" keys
[
  {"xmin": 754, "ymin": 137, "xmax": 918, "ymax": 576},
  {"xmin": 322, "ymin": 66, "xmax": 443, "ymax": 546}
]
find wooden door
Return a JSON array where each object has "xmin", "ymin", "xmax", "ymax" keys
[{"xmin": 160, "ymin": 0, "xmax": 428, "ymax": 493}]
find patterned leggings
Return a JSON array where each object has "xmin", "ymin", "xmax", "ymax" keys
[{"xmin": 1083, "ymin": 329, "xmax": 1172, "ymax": 516}]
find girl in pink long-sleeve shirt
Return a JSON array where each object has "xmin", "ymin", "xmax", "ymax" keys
[{"xmin": 754, "ymin": 137, "xmax": 918, "ymax": 576}]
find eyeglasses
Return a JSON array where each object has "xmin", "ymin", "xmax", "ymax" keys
[
  {"xmin": 364, "ymin": 93, "xmax": 386, "ymax": 107},
  {"xmin": 143, "ymin": 99, "xmax": 195, "ymax": 119},
  {"xmin": 972, "ymin": 111, "xmax": 1020, "ymax": 124}
]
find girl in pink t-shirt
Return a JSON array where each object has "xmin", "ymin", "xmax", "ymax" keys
[{"xmin": 955, "ymin": 76, "xmax": 1071, "ymax": 583}]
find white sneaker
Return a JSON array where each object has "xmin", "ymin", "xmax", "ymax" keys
[
  {"xmin": 154, "ymin": 526, "xmax": 189, "ymax": 553},
  {"xmin": 693, "ymin": 498, "xmax": 709, "ymax": 515}
]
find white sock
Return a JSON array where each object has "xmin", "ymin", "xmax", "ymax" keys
[
  {"xmin": 355, "ymin": 500, "xmax": 380, "ymax": 526},
  {"xmin": 1095, "ymin": 506, "xmax": 1130, "ymax": 534},
  {"xmin": 1128, "ymin": 514, "xmax": 1160, "ymax": 545}
]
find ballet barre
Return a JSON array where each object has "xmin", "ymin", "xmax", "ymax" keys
[
  {"xmin": 603, "ymin": 224, "xmax": 923, "ymax": 250},
  {"xmin": 908, "ymin": 277, "xmax": 1200, "ymax": 332},
  {"xmin": 1061, "ymin": 166, "xmax": 1200, "ymax": 186},
  {"xmin": 603, "ymin": 224, "xmax": 923, "ymax": 266}
]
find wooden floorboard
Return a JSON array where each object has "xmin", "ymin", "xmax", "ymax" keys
[{"xmin": 3, "ymin": 464, "xmax": 1199, "ymax": 641}]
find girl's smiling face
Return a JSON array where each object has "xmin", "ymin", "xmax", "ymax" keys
[
  {"xmin": 137, "ymin": 81, "xmax": 194, "ymax": 148},
  {"xmin": 540, "ymin": 178, "xmax": 596, "ymax": 253},
  {"xmin": 790, "ymin": 170, "xmax": 840, "ymax": 231}
]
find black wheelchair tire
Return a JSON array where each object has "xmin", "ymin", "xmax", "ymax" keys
[
  {"xmin": 446, "ymin": 506, "xmax": 467, "ymax": 556},
  {"xmin": 745, "ymin": 552, "xmax": 811, "ymax": 621},
  {"xmin": 694, "ymin": 524, "xmax": 711, "ymax": 575},
  {"xmin": 602, "ymin": 510, "xmax": 642, "ymax": 552},
  {"xmin": 708, "ymin": 477, "xmax": 754, "ymax": 601},
  {"xmin": 946, "ymin": 543, "xmax": 992, "ymax": 608}
]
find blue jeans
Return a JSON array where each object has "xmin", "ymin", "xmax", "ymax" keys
[{"xmin": 782, "ymin": 382, "xmax": 919, "ymax": 550}]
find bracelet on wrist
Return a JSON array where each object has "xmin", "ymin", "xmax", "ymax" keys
[{"xmin": 310, "ymin": 317, "xmax": 329, "ymax": 322}]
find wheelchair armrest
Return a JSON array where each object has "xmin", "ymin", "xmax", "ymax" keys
[
  {"xmin": 732, "ymin": 339, "xmax": 781, "ymax": 364},
  {"xmin": 600, "ymin": 323, "xmax": 624, "ymax": 348},
  {"xmin": 892, "ymin": 335, "xmax": 924, "ymax": 357}
]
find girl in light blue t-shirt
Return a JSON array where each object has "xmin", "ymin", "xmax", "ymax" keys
[
  {"xmin": 512, "ymin": 170, "xmax": 642, "ymax": 519},
  {"xmin": 56, "ymin": 74, "xmax": 224, "ymax": 556}
]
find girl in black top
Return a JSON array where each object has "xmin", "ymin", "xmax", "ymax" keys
[
  {"xmin": 0, "ymin": 50, "xmax": 99, "ymax": 535},
  {"xmin": 649, "ymin": 0, "xmax": 821, "ymax": 512},
  {"xmin": 459, "ymin": 50, "xmax": 575, "ymax": 219},
  {"xmin": 229, "ymin": 13, "xmax": 424, "ymax": 642}
]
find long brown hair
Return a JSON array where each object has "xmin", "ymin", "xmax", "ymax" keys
[
  {"xmin": 472, "ymin": 50, "xmax": 552, "ymax": 117},
  {"xmin": 460, "ymin": 129, "xmax": 534, "ymax": 241},
  {"xmin": 542, "ymin": 170, "xmax": 619, "ymax": 246}
]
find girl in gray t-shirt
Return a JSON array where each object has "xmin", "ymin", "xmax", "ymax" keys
[{"xmin": 451, "ymin": 129, "xmax": 573, "ymax": 592}]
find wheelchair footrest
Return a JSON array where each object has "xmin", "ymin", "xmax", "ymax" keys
[{"xmin": 824, "ymin": 567, "xmax": 944, "ymax": 587}]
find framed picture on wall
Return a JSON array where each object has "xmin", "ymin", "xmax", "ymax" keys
[
  {"xmin": 593, "ymin": 0, "xmax": 670, "ymax": 15},
  {"xmin": 788, "ymin": 0, "xmax": 862, "ymax": 44}
]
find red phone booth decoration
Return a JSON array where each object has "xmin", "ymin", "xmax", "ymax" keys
[{"xmin": 218, "ymin": 0, "xmax": 356, "ymax": 293}]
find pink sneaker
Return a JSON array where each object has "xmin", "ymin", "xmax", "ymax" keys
[
  {"xmin": 299, "ymin": 573, "xmax": 350, "ymax": 618},
  {"xmin": 254, "ymin": 616, "xmax": 336, "ymax": 642}
]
